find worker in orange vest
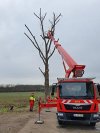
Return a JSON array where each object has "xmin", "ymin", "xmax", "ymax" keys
[{"xmin": 29, "ymin": 93, "xmax": 35, "ymax": 111}]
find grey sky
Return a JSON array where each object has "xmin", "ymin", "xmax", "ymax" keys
[{"xmin": 0, "ymin": 0, "xmax": 100, "ymax": 85}]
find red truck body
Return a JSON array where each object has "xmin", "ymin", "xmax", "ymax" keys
[{"xmin": 39, "ymin": 31, "xmax": 100, "ymax": 126}]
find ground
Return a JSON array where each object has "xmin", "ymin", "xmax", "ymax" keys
[{"xmin": 0, "ymin": 109, "xmax": 100, "ymax": 133}]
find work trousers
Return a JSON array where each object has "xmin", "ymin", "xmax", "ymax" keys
[{"xmin": 29, "ymin": 100, "xmax": 34, "ymax": 111}]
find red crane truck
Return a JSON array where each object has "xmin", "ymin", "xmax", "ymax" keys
[{"xmin": 39, "ymin": 31, "xmax": 100, "ymax": 126}]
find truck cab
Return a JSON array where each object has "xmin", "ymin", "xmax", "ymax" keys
[{"xmin": 56, "ymin": 78, "xmax": 100, "ymax": 126}]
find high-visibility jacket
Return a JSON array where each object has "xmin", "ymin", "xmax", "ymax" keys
[{"xmin": 29, "ymin": 96, "xmax": 35, "ymax": 101}]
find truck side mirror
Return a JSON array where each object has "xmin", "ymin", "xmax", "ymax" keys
[
  {"xmin": 58, "ymin": 84, "xmax": 62, "ymax": 89},
  {"xmin": 97, "ymin": 84, "xmax": 100, "ymax": 96},
  {"xmin": 51, "ymin": 86, "xmax": 55, "ymax": 96},
  {"xmin": 51, "ymin": 84, "xmax": 57, "ymax": 96}
]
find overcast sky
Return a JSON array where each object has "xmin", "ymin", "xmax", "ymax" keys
[{"xmin": 0, "ymin": 0, "xmax": 100, "ymax": 85}]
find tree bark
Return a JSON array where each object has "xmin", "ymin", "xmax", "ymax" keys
[{"xmin": 45, "ymin": 60, "xmax": 49, "ymax": 99}]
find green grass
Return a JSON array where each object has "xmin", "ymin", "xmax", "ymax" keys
[{"xmin": 0, "ymin": 92, "xmax": 44, "ymax": 113}]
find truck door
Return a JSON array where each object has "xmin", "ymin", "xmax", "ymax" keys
[{"xmin": 96, "ymin": 84, "xmax": 100, "ymax": 112}]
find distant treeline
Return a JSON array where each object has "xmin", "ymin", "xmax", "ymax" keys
[{"xmin": 0, "ymin": 85, "xmax": 44, "ymax": 92}]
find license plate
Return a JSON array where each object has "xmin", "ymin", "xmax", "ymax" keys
[{"xmin": 73, "ymin": 114, "xmax": 84, "ymax": 117}]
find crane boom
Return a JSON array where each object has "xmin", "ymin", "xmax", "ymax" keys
[{"xmin": 47, "ymin": 31, "xmax": 85, "ymax": 78}]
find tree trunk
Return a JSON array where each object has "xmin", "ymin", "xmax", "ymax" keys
[{"xmin": 45, "ymin": 59, "xmax": 49, "ymax": 99}]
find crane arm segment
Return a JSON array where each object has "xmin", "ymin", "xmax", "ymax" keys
[{"xmin": 47, "ymin": 31, "xmax": 85, "ymax": 78}]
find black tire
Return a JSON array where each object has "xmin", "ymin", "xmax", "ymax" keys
[
  {"xmin": 58, "ymin": 120, "xmax": 63, "ymax": 125},
  {"xmin": 90, "ymin": 122, "xmax": 96, "ymax": 127}
]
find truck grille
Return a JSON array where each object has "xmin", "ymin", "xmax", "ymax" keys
[{"xmin": 64, "ymin": 104, "xmax": 91, "ymax": 111}]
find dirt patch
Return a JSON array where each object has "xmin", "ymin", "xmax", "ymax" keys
[
  {"xmin": 0, "ymin": 109, "xmax": 100, "ymax": 133},
  {"xmin": 0, "ymin": 112, "xmax": 34, "ymax": 133}
]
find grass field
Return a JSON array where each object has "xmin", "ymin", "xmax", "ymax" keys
[{"xmin": 0, "ymin": 92, "xmax": 44, "ymax": 113}]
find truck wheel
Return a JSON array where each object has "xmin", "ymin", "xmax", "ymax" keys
[
  {"xmin": 90, "ymin": 122, "xmax": 96, "ymax": 127},
  {"xmin": 58, "ymin": 120, "xmax": 63, "ymax": 125}
]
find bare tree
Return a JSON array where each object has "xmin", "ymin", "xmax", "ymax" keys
[{"xmin": 24, "ymin": 9, "xmax": 61, "ymax": 98}]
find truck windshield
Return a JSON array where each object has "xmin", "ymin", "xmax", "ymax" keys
[{"xmin": 59, "ymin": 82, "xmax": 94, "ymax": 99}]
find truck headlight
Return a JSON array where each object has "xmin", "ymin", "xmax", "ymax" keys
[
  {"xmin": 93, "ymin": 114, "xmax": 99, "ymax": 118},
  {"xmin": 58, "ymin": 113, "xmax": 63, "ymax": 116}
]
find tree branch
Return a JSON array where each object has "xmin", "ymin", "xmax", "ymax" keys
[
  {"xmin": 25, "ymin": 32, "xmax": 46, "ymax": 64},
  {"xmin": 24, "ymin": 33, "xmax": 39, "ymax": 50},
  {"xmin": 39, "ymin": 51, "xmax": 46, "ymax": 64},
  {"xmin": 42, "ymin": 13, "xmax": 47, "ymax": 21},
  {"xmin": 34, "ymin": 13, "xmax": 40, "ymax": 19},
  {"xmin": 47, "ymin": 40, "xmax": 52, "ymax": 53},
  {"xmin": 39, "ymin": 67, "xmax": 45, "ymax": 77},
  {"xmin": 55, "ymin": 13, "xmax": 62, "ymax": 21},
  {"xmin": 25, "ymin": 24, "xmax": 36, "ymax": 40},
  {"xmin": 25, "ymin": 24, "xmax": 46, "ymax": 62},
  {"xmin": 55, "ymin": 19, "xmax": 60, "ymax": 25},
  {"xmin": 47, "ymin": 13, "xmax": 61, "ymax": 54},
  {"xmin": 48, "ymin": 46, "xmax": 56, "ymax": 59},
  {"xmin": 40, "ymin": 35, "xmax": 44, "ymax": 40},
  {"xmin": 40, "ymin": 18, "xmax": 47, "ymax": 46},
  {"xmin": 25, "ymin": 24, "xmax": 41, "ymax": 50}
]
